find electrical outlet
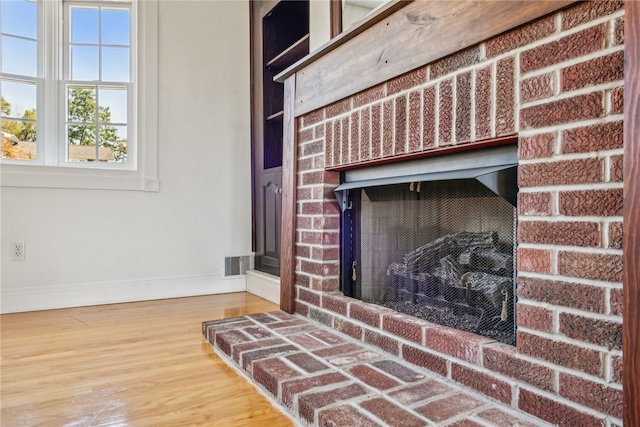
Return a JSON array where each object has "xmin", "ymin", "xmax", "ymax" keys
[{"xmin": 10, "ymin": 241, "xmax": 25, "ymax": 261}]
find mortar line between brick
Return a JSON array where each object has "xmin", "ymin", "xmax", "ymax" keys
[
  {"xmin": 604, "ymin": 155, "xmax": 613, "ymax": 183},
  {"xmin": 295, "ymin": 255, "xmax": 340, "ymax": 265},
  {"xmin": 490, "ymin": 61, "xmax": 496, "ymax": 139},
  {"xmin": 520, "ymin": 182, "xmax": 624, "ymax": 195},
  {"xmin": 434, "ymin": 80, "xmax": 440, "ymax": 147},
  {"xmin": 418, "ymin": 86, "xmax": 424, "ymax": 152},
  {"xmin": 516, "ymin": 182, "xmax": 624, "ymax": 192},
  {"xmin": 603, "ymin": 288, "xmax": 613, "ymax": 316},
  {"xmin": 451, "ymin": 75, "xmax": 457, "ymax": 145},
  {"xmin": 518, "ymin": 215, "xmax": 620, "ymax": 223},
  {"xmin": 603, "ymin": 352, "xmax": 614, "ymax": 384},
  {"xmin": 545, "ymin": 304, "xmax": 559, "ymax": 334},
  {"xmin": 470, "ymin": 63, "xmax": 477, "ymax": 143},
  {"xmin": 514, "ymin": 51, "xmax": 521, "ymax": 133},
  {"xmin": 550, "ymin": 247, "xmax": 559, "ymax": 277},
  {"xmin": 515, "ymin": 242, "xmax": 623, "ymax": 256}
]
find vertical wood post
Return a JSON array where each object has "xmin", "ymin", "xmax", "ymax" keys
[
  {"xmin": 280, "ymin": 75, "xmax": 297, "ymax": 313},
  {"xmin": 330, "ymin": 0, "xmax": 342, "ymax": 38},
  {"xmin": 623, "ymin": 0, "xmax": 640, "ymax": 424}
]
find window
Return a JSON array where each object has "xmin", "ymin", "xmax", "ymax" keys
[
  {"xmin": 0, "ymin": 0, "xmax": 158, "ymax": 191},
  {"xmin": 1, "ymin": 0, "xmax": 38, "ymax": 161},
  {"xmin": 64, "ymin": 3, "xmax": 132, "ymax": 164}
]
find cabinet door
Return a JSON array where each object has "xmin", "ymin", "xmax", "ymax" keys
[{"xmin": 257, "ymin": 169, "xmax": 282, "ymax": 275}]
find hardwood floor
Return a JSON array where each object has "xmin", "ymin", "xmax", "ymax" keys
[{"xmin": 0, "ymin": 293, "xmax": 295, "ymax": 426}]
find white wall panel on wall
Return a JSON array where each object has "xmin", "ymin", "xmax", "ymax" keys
[
  {"xmin": 310, "ymin": 0, "xmax": 331, "ymax": 53},
  {"xmin": 0, "ymin": 1, "xmax": 252, "ymax": 313}
]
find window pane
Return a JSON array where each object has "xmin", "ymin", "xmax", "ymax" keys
[
  {"xmin": 2, "ymin": 119, "xmax": 36, "ymax": 160},
  {"xmin": 68, "ymin": 86, "xmax": 97, "ymax": 123},
  {"xmin": 1, "ymin": 0, "xmax": 37, "ymax": 39},
  {"xmin": 102, "ymin": 47, "xmax": 129, "ymax": 82},
  {"xmin": 98, "ymin": 87, "xmax": 127, "ymax": 124},
  {"xmin": 1, "ymin": 36, "xmax": 37, "ymax": 77},
  {"xmin": 1, "ymin": 79, "xmax": 37, "ymax": 118},
  {"xmin": 71, "ymin": 46, "xmax": 99, "ymax": 81},
  {"xmin": 99, "ymin": 124, "xmax": 126, "ymax": 162},
  {"xmin": 71, "ymin": 7, "xmax": 99, "ymax": 44},
  {"xmin": 68, "ymin": 125, "xmax": 97, "ymax": 162},
  {"xmin": 102, "ymin": 9, "xmax": 130, "ymax": 46}
]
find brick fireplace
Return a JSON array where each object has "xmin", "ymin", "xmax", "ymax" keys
[{"xmin": 286, "ymin": 1, "xmax": 624, "ymax": 425}]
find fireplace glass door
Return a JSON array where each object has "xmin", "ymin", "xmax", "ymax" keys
[{"xmin": 342, "ymin": 177, "xmax": 517, "ymax": 345}]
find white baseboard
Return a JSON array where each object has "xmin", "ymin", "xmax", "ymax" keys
[
  {"xmin": 0, "ymin": 274, "xmax": 246, "ymax": 314},
  {"xmin": 246, "ymin": 270, "xmax": 280, "ymax": 305}
]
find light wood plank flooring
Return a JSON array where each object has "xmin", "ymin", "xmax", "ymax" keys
[{"xmin": 1, "ymin": 293, "xmax": 295, "ymax": 426}]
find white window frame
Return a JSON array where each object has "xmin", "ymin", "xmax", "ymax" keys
[
  {"xmin": 62, "ymin": 0, "xmax": 135, "ymax": 169},
  {"xmin": 0, "ymin": 0, "xmax": 158, "ymax": 192}
]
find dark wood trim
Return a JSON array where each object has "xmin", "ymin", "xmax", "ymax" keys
[
  {"xmin": 330, "ymin": 0, "xmax": 342, "ymax": 38},
  {"xmin": 288, "ymin": 0, "xmax": 576, "ymax": 117},
  {"xmin": 266, "ymin": 110, "xmax": 284, "ymax": 122},
  {"xmin": 279, "ymin": 75, "xmax": 297, "ymax": 313},
  {"xmin": 623, "ymin": 1, "xmax": 640, "ymax": 423},
  {"xmin": 326, "ymin": 136, "xmax": 517, "ymax": 172},
  {"xmin": 266, "ymin": 34, "xmax": 310, "ymax": 70},
  {"xmin": 249, "ymin": 0, "xmax": 257, "ymax": 253}
]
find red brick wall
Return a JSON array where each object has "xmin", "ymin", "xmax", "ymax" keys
[{"xmin": 293, "ymin": 1, "xmax": 624, "ymax": 424}]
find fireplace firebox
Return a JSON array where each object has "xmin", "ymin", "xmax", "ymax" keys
[{"xmin": 336, "ymin": 145, "xmax": 518, "ymax": 345}]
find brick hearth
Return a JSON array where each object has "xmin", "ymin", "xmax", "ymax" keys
[{"xmin": 203, "ymin": 311, "xmax": 554, "ymax": 426}]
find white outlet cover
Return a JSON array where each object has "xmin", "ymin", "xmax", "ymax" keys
[{"xmin": 11, "ymin": 241, "xmax": 25, "ymax": 261}]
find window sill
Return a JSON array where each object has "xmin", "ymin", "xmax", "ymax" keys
[{"xmin": 0, "ymin": 164, "xmax": 159, "ymax": 192}]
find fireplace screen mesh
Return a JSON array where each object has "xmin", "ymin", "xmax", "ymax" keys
[{"xmin": 351, "ymin": 178, "xmax": 516, "ymax": 345}]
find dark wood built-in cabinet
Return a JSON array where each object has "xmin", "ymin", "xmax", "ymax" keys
[{"xmin": 251, "ymin": 0, "xmax": 309, "ymax": 275}]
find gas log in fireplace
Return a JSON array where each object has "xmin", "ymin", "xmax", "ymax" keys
[{"xmin": 336, "ymin": 145, "xmax": 518, "ymax": 345}]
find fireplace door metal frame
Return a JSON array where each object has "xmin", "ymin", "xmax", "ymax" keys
[{"xmin": 335, "ymin": 144, "xmax": 518, "ymax": 301}]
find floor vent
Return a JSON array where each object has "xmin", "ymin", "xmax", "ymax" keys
[{"xmin": 224, "ymin": 256, "xmax": 251, "ymax": 277}]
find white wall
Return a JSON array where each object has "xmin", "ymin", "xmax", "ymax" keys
[
  {"xmin": 309, "ymin": 0, "xmax": 331, "ymax": 52},
  {"xmin": 0, "ymin": 1, "xmax": 252, "ymax": 313}
]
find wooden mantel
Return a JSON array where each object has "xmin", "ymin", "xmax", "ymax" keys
[
  {"xmin": 277, "ymin": 1, "xmax": 639, "ymax": 424},
  {"xmin": 276, "ymin": 0, "xmax": 576, "ymax": 117}
]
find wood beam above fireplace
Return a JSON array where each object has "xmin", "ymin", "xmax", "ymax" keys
[{"xmin": 277, "ymin": 0, "xmax": 576, "ymax": 117}]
